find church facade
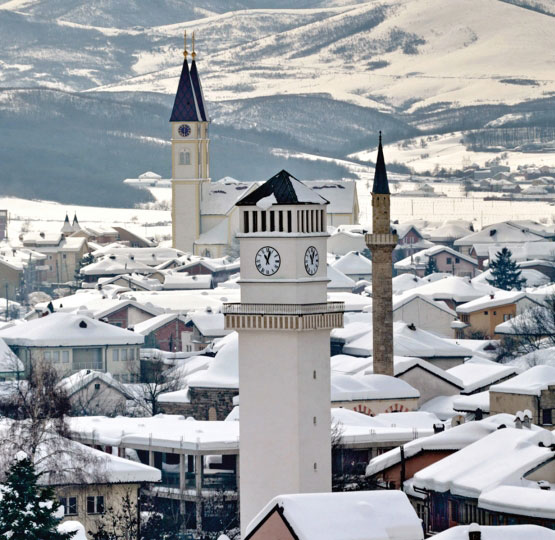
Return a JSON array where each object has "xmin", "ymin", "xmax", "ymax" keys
[{"xmin": 170, "ymin": 36, "xmax": 359, "ymax": 256}]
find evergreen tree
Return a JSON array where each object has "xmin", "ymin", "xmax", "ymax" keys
[
  {"xmin": 486, "ymin": 247, "xmax": 526, "ymax": 290},
  {"xmin": 0, "ymin": 454, "xmax": 75, "ymax": 540},
  {"xmin": 424, "ymin": 256, "xmax": 439, "ymax": 276}
]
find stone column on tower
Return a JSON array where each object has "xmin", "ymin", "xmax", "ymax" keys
[{"xmin": 365, "ymin": 133, "xmax": 398, "ymax": 376}]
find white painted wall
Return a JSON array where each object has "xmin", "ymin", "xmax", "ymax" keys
[{"xmin": 393, "ymin": 297, "xmax": 455, "ymax": 337}]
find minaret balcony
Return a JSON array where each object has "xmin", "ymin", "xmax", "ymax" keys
[
  {"xmin": 365, "ymin": 232, "xmax": 398, "ymax": 248},
  {"xmin": 223, "ymin": 302, "xmax": 344, "ymax": 331}
]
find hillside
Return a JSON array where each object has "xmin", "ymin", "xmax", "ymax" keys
[{"xmin": 0, "ymin": 0, "xmax": 554, "ymax": 205}]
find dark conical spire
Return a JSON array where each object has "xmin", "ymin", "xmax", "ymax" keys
[
  {"xmin": 170, "ymin": 46, "xmax": 201, "ymax": 122},
  {"xmin": 190, "ymin": 59, "xmax": 207, "ymax": 122},
  {"xmin": 372, "ymin": 131, "xmax": 390, "ymax": 195}
]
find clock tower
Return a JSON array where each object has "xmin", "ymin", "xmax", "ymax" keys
[
  {"xmin": 170, "ymin": 32, "xmax": 210, "ymax": 253},
  {"xmin": 223, "ymin": 170, "xmax": 344, "ymax": 534}
]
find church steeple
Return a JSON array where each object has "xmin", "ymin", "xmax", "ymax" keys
[
  {"xmin": 372, "ymin": 132, "xmax": 390, "ymax": 195},
  {"xmin": 170, "ymin": 32, "xmax": 201, "ymax": 122}
]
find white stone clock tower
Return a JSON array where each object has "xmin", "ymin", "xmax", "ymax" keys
[
  {"xmin": 170, "ymin": 33, "xmax": 210, "ymax": 253},
  {"xmin": 223, "ymin": 170, "xmax": 344, "ymax": 534}
]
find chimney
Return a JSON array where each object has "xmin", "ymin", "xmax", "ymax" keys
[
  {"xmin": 514, "ymin": 411, "xmax": 523, "ymax": 429},
  {"xmin": 468, "ymin": 523, "xmax": 481, "ymax": 540},
  {"xmin": 522, "ymin": 409, "xmax": 532, "ymax": 429}
]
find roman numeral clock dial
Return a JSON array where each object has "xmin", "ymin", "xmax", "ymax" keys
[
  {"xmin": 255, "ymin": 246, "xmax": 281, "ymax": 276},
  {"xmin": 304, "ymin": 246, "xmax": 319, "ymax": 275}
]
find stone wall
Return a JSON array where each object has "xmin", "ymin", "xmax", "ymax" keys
[{"xmin": 161, "ymin": 386, "xmax": 238, "ymax": 420}]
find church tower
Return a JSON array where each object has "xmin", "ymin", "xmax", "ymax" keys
[
  {"xmin": 170, "ymin": 32, "xmax": 210, "ymax": 253},
  {"xmin": 365, "ymin": 133, "xmax": 397, "ymax": 376},
  {"xmin": 223, "ymin": 170, "xmax": 344, "ymax": 534}
]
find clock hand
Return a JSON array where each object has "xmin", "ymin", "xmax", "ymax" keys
[{"xmin": 264, "ymin": 250, "xmax": 271, "ymax": 264}]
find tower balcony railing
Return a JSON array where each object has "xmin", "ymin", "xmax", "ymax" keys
[{"xmin": 222, "ymin": 302, "xmax": 344, "ymax": 316}]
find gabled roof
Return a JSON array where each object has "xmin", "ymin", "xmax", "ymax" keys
[
  {"xmin": 237, "ymin": 170, "xmax": 328, "ymax": 207},
  {"xmin": 170, "ymin": 57, "xmax": 201, "ymax": 122},
  {"xmin": 372, "ymin": 133, "xmax": 390, "ymax": 195},
  {"xmin": 189, "ymin": 59, "xmax": 207, "ymax": 122}
]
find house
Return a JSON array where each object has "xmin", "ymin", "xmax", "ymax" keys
[
  {"xmin": 0, "ymin": 312, "xmax": 144, "ymax": 382},
  {"xmin": 173, "ymin": 256, "xmax": 240, "ymax": 285},
  {"xmin": 427, "ymin": 222, "xmax": 473, "ymax": 250},
  {"xmin": 244, "ymin": 491, "xmax": 424, "ymax": 540},
  {"xmin": 330, "ymin": 373, "xmax": 420, "ymax": 416},
  {"xmin": 59, "ymin": 370, "xmax": 131, "ymax": 416},
  {"xmin": 131, "ymin": 313, "xmax": 191, "ymax": 352},
  {"xmin": 394, "ymin": 224, "xmax": 435, "ymax": 261},
  {"xmin": 21, "ymin": 232, "xmax": 88, "ymax": 283},
  {"xmin": 331, "ymin": 251, "xmax": 372, "ymax": 282},
  {"xmin": 0, "ymin": 247, "xmax": 47, "ymax": 300},
  {"xmin": 395, "ymin": 246, "xmax": 480, "ymax": 278},
  {"xmin": 489, "ymin": 365, "xmax": 555, "ymax": 427},
  {"xmin": 393, "ymin": 293, "xmax": 457, "ymax": 338},
  {"xmin": 455, "ymin": 291, "xmax": 543, "ymax": 339},
  {"xmin": 162, "ymin": 271, "xmax": 213, "ymax": 290},
  {"xmin": 327, "ymin": 265, "xmax": 356, "ymax": 292},
  {"xmin": 365, "ymin": 414, "xmax": 528, "ymax": 491},
  {"xmin": 98, "ymin": 273, "xmax": 163, "ymax": 291},
  {"xmin": 80, "ymin": 255, "xmax": 163, "ymax": 283},
  {"xmin": 410, "ymin": 425, "xmax": 555, "ymax": 534},
  {"xmin": 0, "ymin": 337, "xmax": 23, "ymax": 380},
  {"xmin": 447, "ymin": 358, "xmax": 519, "ymax": 395},
  {"xmin": 309, "ymin": 180, "xmax": 359, "ymax": 227},
  {"xmin": 327, "ymin": 228, "xmax": 366, "ymax": 256},
  {"xmin": 90, "ymin": 245, "xmax": 184, "ymax": 267},
  {"xmin": 188, "ymin": 309, "xmax": 232, "ymax": 352},
  {"xmin": 454, "ymin": 222, "xmax": 546, "ymax": 255}
]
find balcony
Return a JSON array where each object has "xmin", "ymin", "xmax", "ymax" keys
[{"xmin": 222, "ymin": 302, "xmax": 344, "ymax": 316}]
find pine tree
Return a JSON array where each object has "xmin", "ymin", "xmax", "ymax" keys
[
  {"xmin": 486, "ymin": 247, "xmax": 526, "ymax": 291},
  {"xmin": 424, "ymin": 256, "xmax": 439, "ymax": 276},
  {"xmin": 0, "ymin": 454, "xmax": 75, "ymax": 540}
]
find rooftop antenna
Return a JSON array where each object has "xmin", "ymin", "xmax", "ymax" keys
[
  {"xmin": 192, "ymin": 31, "xmax": 196, "ymax": 59},
  {"xmin": 183, "ymin": 30, "xmax": 188, "ymax": 58}
]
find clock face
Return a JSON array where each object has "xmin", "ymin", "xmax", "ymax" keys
[
  {"xmin": 304, "ymin": 246, "xmax": 319, "ymax": 276},
  {"xmin": 255, "ymin": 246, "xmax": 281, "ymax": 276},
  {"xmin": 178, "ymin": 124, "xmax": 191, "ymax": 137}
]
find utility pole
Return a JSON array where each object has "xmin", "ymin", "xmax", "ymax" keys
[{"xmin": 5, "ymin": 283, "xmax": 9, "ymax": 321}]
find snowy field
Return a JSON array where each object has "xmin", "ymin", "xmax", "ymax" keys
[
  {"xmin": 0, "ymin": 197, "xmax": 171, "ymax": 244},
  {"xmin": 352, "ymin": 132, "xmax": 555, "ymax": 174}
]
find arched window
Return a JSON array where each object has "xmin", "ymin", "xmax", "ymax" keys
[{"xmin": 179, "ymin": 150, "xmax": 191, "ymax": 165}]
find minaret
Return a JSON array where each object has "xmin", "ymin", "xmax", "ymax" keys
[
  {"xmin": 365, "ymin": 133, "xmax": 397, "ymax": 376},
  {"xmin": 223, "ymin": 170, "xmax": 344, "ymax": 535},
  {"xmin": 72, "ymin": 213, "xmax": 80, "ymax": 232},
  {"xmin": 61, "ymin": 213, "xmax": 73, "ymax": 237},
  {"xmin": 170, "ymin": 31, "xmax": 210, "ymax": 253}
]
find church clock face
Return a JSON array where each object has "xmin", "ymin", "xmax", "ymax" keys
[
  {"xmin": 178, "ymin": 124, "xmax": 191, "ymax": 137},
  {"xmin": 304, "ymin": 246, "xmax": 319, "ymax": 276},
  {"xmin": 255, "ymin": 246, "xmax": 281, "ymax": 276}
]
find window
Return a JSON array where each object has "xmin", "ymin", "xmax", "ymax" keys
[
  {"xmin": 61, "ymin": 350, "xmax": 69, "ymax": 363},
  {"xmin": 87, "ymin": 495, "xmax": 104, "ymax": 515},
  {"xmin": 94, "ymin": 383, "xmax": 101, "ymax": 390},
  {"xmin": 484, "ymin": 311, "xmax": 488, "ymax": 315},
  {"xmin": 493, "ymin": 311, "xmax": 497, "ymax": 316},
  {"xmin": 113, "ymin": 349, "xmax": 119, "ymax": 362},
  {"xmin": 278, "ymin": 211, "xmax": 283, "ymax": 232},
  {"xmin": 179, "ymin": 150, "xmax": 190, "ymax": 165},
  {"xmin": 542, "ymin": 408, "xmax": 553, "ymax": 425},
  {"xmin": 72, "ymin": 348, "xmax": 102, "ymax": 371},
  {"xmin": 446, "ymin": 257, "xmax": 452, "ymax": 264},
  {"xmin": 287, "ymin": 211, "xmax": 292, "ymax": 233},
  {"xmin": 269, "ymin": 211, "xmax": 275, "ymax": 232},
  {"xmin": 455, "ymin": 257, "xmax": 460, "ymax": 263},
  {"xmin": 451, "ymin": 501, "xmax": 459, "ymax": 521},
  {"xmin": 59, "ymin": 497, "xmax": 77, "ymax": 516},
  {"xmin": 252, "ymin": 212, "xmax": 258, "ymax": 232},
  {"xmin": 243, "ymin": 212, "xmax": 249, "ymax": 233},
  {"xmin": 261, "ymin": 211, "xmax": 266, "ymax": 232},
  {"xmin": 503, "ymin": 314, "xmax": 512, "ymax": 321}
]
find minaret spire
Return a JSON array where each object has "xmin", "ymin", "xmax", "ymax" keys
[
  {"xmin": 192, "ymin": 31, "xmax": 196, "ymax": 59},
  {"xmin": 365, "ymin": 132, "xmax": 397, "ymax": 376},
  {"xmin": 183, "ymin": 30, "xmax": 188, "ymax": 58}
]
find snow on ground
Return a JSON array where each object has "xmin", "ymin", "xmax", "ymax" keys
[
  {"xmin": 0, "ymin": 196, "xmax": 171, "ymax": 243},
  {"xmin": 352, "ymin": 132, "xmax": 555, "ymax": 173}
]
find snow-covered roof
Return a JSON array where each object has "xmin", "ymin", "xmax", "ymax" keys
[
  {"xmin": 201, "ymin": 179, "xmax": 256, "ymax": 216},
  {"xmin": 331, "ymin": 373, "xmax": 419, "ymax": 401},
  {"xmin": 479, "ymin": 486, "xmax": 555, "ymax": 521},
  {"xmin": 393, "ymin": 293, "xmax": 457, "ymax": 317},
  {"xmin": 245, "ymin": 490, "xmax": 423, "ymax": 540},
  {"xmin": 447, "ymin": 358, "xmax": 519, "ymax": 393},
  {"xmin": 58, "ymin": 521, "xmax": 88, "ymax": 540},
  {"xmin": 131, "ymin": 313, "xmax": 188, "ymax": 335},
  {"xmin": 432, "ymin": 524, "xmax": 555, "ymax": 540},
  {"xmin": 237, "ymin": 170, "xmax": 328, "ymax": 207},
  {"xmin": 59, "ymin": 370, "xmax": 127, "ymax": 398},
  {"xmin": 308, "ymin": 180, "xmax": 357, "ymax": 214},
  {"xmin": 457, "ymin": 290, "xmax": 540, "ymax": 314},
  {"xmin": 427, "ymin": 222, "xmax": 473, "ymax": 242},
  {"xmin": 338, "ymin": 316, "xmax": 473, "ymax": 358},
  {"xmin": 411, "ymin": 427, "xmax": 554, "ymax": 498},
  {"xmin": 189, "ymin": 310, "xmax": 230, "ymax": 337},
  {"xmin": 489, "ymin": 365, "xmax": 555, "ymax": 396},
  {"xmin": 331, "ymin": 251, "xmax": 372, "ymax": 275},
  {"xmin": 91, "ymin": 245, "xmax": 184, "ymax": 265},
  {"xmin": 327, "ymin": 264, "xmax": 355, "ymax": 290},
  {"xmin": 0, "ymin": 312, "xmax": 143, "ymax": 347},
  {"xmin": 162, "ymin": 272, "xmax": 213, "ymax": 289},
  {"xmin": 397, "ymin": 275, "xmax": 499, "ymax": 304},
  {"xmin": 395, "ymin": 245, "xmax": 478, "ymax": 270},
  {"xmin": 453, "ymin": 391, "xmax": 490, "ymax": 413},
  {"xmin": 455, "ymin": 222, "xmax": 547, "ymax": 247},
  {"xmin": 194, "ymin": 219, "xmax": 230, "ymax": 246},
  {"xmin": 366, "ymin": 414, "xmax": 528, "ymax": 477},
  {"xmin": 81, "ymin": 255, "xmax": 154, "ymax": 276},
  {"xmin": 0, "ymin": 337, "xmax": 23, "ymax": 373},
  {"xmin": 392, "ymin": 273, "xmax": 424, "ymax": 294}
]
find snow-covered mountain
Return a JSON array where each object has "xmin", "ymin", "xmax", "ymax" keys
[{"xmin": 0, "ymin": 0, "xmax": 553, "ymax": 205}]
